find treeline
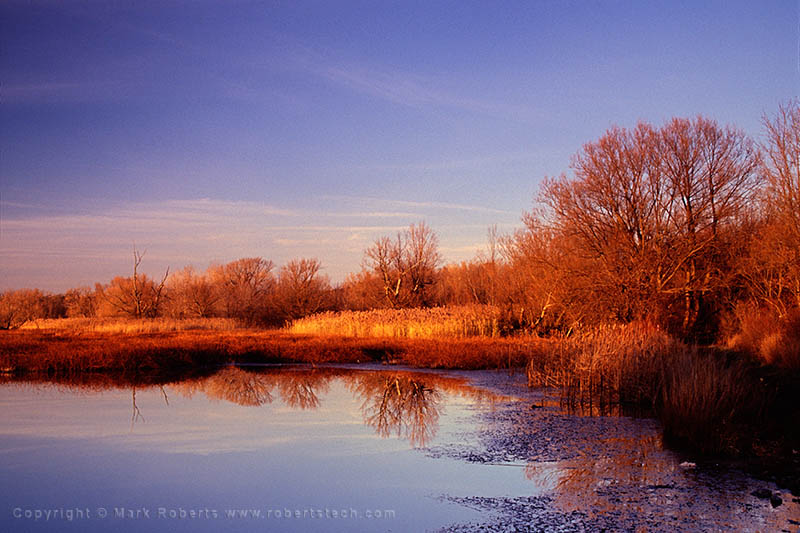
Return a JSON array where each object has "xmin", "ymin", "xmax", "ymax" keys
[
  {"xmin": 2, "ymin": 104, "xmax": 799, "ymax": 360},
  {"xmin": 0, "ymin": 255, "xmax": 334, "ymax": 328}
]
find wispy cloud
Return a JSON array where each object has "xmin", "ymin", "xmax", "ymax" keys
[
  {"xmin": 0, "ymin": 200, "xmax": 50, "ymax": 210},
  {"xmin": 290, "ymin": 48, "xmax": 536, "ymax": 122},
  {"xmin": 350, "ymin": 150, "xmax": 537, "ymax": 173},
  {"xmin": 322, "ymin": 195, "xmax": 515, "ymax": 216}
]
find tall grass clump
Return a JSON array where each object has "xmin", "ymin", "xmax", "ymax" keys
[
  {"xmin": 527, "ymin": 322, "xmax": 678, "ymax": 408},
  {"xmin": 658, "ymin": 349, "xmax": 768, "ymax": 455},
  {"xmin": 526, "ymin": 321, "xmax": 788, "ymax": 456},
  {"xmin": 289, "ymin": 305, "xmax": 503, "ymax": 339},
  {"xmin": 19, "ymin": 317, "xmax": 241, "ymax": 334}
]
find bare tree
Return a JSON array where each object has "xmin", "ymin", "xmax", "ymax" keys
[
  {"xmin": 541, "ymin": 117, "xmax": 760, "ymax": 338},
  {"xmin": 543, "ymin": 122, "xmax": 669, "ymax": 323},
  {"xmin": 64, "ymin": 286, "xmax": 96, "ymax": 318},
  {"xmin": 209, "ymin": 257, "xmax": 275, "ymax": 324},
  {"xmin": 96, "ymin": 248, "xmax": 169, "ymax": 318},
  {"xmin": 742, "ymin": 102, "xmax": 800, "ymax": 316},
  {"xmin": 657, "ymin": 117, "xmax": 760, "ymax": 333},
  {"xmin": 364, "ymin": 222, "xmax": 442, "ymax": 308},
  {"xmin": 276, "ymin": 258, "xmax": 332, "ymax": 320},
  {"xmin": 165, "ymin": 266, "xmax": 221, "ymax": 318},
  {"xmin": 0, "ymin": 289, "xmax": 48, "ymax": 329}
]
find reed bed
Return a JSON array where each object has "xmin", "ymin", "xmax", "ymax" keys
[
  {"xmin": 526, "ymin": 322, "xmax": 795, "ymax": 456},
  {"xmin": 19, "ymin": 317, "xmax": 241, "ymax": 333},
  {"xmin": 0, "ymin": 328, "xmax": 544, "ymax": 376},
  {"xmin": 658, "ymin": 349, "xmax": 770, "ymax": 455},
  {"xmin": 527, "ymin": 322, "xmax": 678, "ymax": 407},
  {"xmin": 289, "ymin": 305, "xmax": 503, "ymax": 339}
]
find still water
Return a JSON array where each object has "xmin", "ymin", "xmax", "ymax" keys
[{"xmin": 0, "ymin": 365, "xmax": 797, "ymax": 532}]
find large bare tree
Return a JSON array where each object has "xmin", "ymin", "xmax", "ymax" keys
[
  {"xmin": 540, "ymin": 117, "xmax": 760, "ymax": 337},
  {"xmin": 363, "ymin": 222, "xmax": 442, "ymax": 308},
  {"xmin": 276, "ymin": 258, "xmax": 331, "ymax": 320},
  {"xmin": 165, "ymin": 266, "xmax": 221, "ymax": 318},
  {"xmin": 209, "ymin": 257, "xmax": 275, "ymax": 324},
  {"xmin": 96, "ymin": 248, "xmax": 169, "ymax": 318},
  {"xmin": 743, "ymin": 102, "xmax": 800, "ymax": 316}
]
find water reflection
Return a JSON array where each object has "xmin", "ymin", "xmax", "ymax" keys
[
  {"xmin": 520, "ymin": 419, "xmax": 798, "ymax": 530},
  {"xmin": 350, "ymin": 373, "xmax": 442, "ymax": 447},
  {"xmin": 2, "ymin": 368, "xmax": 796, "ymax": 531},
  {"xmin": 3, "ymin": 366, "xmax": 504, "ymax": 448},
  {"xmin": 196, "ymin": 367, "xmax": 275, "ymax": 406},
  {"xmin": 525, "ymin": 434, "xmax": 670, "ymax": 514}
]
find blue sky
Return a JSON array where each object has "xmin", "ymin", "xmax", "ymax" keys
[{"xmin": 1, "ymin": 1, "xmax": 797, "ymax": 291}]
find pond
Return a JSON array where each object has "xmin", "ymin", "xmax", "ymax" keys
[{"xmin": 0, "ymin": 365, "xmax": 797, "ymax": 532}]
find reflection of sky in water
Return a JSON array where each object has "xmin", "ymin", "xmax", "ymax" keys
[
  {"xmin": 1, "ymin": 367, "xmax": 797, "ymax": 532},
  {"xmin": 3, "ymin": 383, "xmax": 369, "ymax": 456},
  {"xmin": 0, "ymin": 368, "xmax": 531, "ymax": 532}
]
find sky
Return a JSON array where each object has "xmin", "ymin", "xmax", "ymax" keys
[{"xmin": 1, "ymin": 0, "xmax": 798, "ymax": 292}]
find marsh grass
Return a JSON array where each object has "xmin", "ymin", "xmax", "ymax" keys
[
  {"xmin": 289, "ymin": 305, "xmax": 503, "ymax": 338},
  {"xmin": 526, "ymin": 322, "xmax": 792, "ymax": 456},
  {"xmin": 19, "ymin": 317, "xmax": 240, "ymax": 333},
  {"xmin": 527, "ymin": 322, "xmax": 676, "ymax": 408},
  {"xmin": 658, "ymin": 349, "xmax": 771, "ymax": 455},
  {"xmin": 0, "ymin": 326, "xmax": 543, "ymax": 376}
]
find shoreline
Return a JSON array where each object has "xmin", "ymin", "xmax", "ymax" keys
[
  {"xmin": 0, "ymin": 328, "xmax": 544, "ymax": 375},
  {"xmin": 2, "ymin": 326, "xmax": 798, "ymax": 475}
]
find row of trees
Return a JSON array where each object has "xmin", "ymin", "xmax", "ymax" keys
[
  {"xmin": 0, "ymin": 254, "xmax": 334, "ymax": 327},
  {"xmin": 2, "ymin": 103, "xmax": 798, "ymax": 342},
  {"xmin": 468, "ymin": 105, "xmax": 797, "ymax": 342},
  {"xmin": 340, "ymin": 104, "xmax": 799, "ymax": 342}
]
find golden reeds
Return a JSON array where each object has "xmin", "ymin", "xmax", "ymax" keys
[
  {"xmin": 19, "ymin": 317, "xmax": 240, "ymax": 333},
  {"xmin": 288, "ymin": 305, "xmax": 503, "ymax": 339}
]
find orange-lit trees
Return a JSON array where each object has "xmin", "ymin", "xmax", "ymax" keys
[
  {"xmin": 96, "ymin": 249, "xmax": 169, "ymax": 318},
  {"xmin": 540, "ymin": 117, "xmax": 760, "ymax": 338},
  {"xmin": 363, "ymin": 222, "xmax": 441, "ymax": 308},
  {"xmin": 0, "ymin": 289, "xmax": 50, "ymax": 329},
  {"xmin": 165, "ymin": 266, "xmax": 221, "ymax": 318},
  {"xmin": 64, "ymin": 287, "xmax": 96, "ymax": 318},
  {"xmin": 728, "ymin": 102, "xmax": 800, "ymax": 366},
  {"xmin": 209, "ymin": 257, "xmax": 275, "ymax": 325},
  {"xmin": 501, "ymin": 212, "xmax": 576, "ymax": 332},
  {"xmin": 542, "ymin": 122, "xmax": 670, "ymax": 325},
  {"xmin": 436, "ymin": 226, "xmax": 502, "ymax": 308},
  {"xmin": 749, "ymin": 102, "xmax": 800, "ymax": 316},
  {"xmin": 656, "ymin": 117, "xmax": 760, "ymax": 336},
  {"xmin": 276, "ymin": 258, "xmax": 332, "ymax": 320}
]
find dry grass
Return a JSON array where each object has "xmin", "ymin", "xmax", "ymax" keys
[
  {"xmin": 527, "ymin": 322, "xmax": 678, "ymax": 407},
  {"xmin": 288, "ymin": 305, "xmax": 503, "ymax": 339},
  {"xmin": 0, "ymin": 328, "xmax": 545, "ymax": 375},
  {"xmin": 658, "ymin": 349, "xmax": 768, "ymax": 455},
  {"xmin": 19, "ymin": 317, "xmax": 240, "ymax": 333},
  {"xmin": 526, "ymin": 321, "xmax": 794, "ymax": 456}
]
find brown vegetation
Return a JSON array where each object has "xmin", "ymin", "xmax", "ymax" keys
[
  {"xmin": 363, "ymin": 221, "xmax": 441, "ymax": 308},
  {"xmin": 0, "ymin": 321, "xmax": 543, "ymax": 376},
  {"xmin": 289, "ymin": 306, "xmax": 503, "ymax": 338},
  {"xmin": 525, "ymin": 322, "xmax": 797, "ymax": 456},
  {"xmin": 3, "ymin": 104, "xmax": 800, "ymax": 460}
]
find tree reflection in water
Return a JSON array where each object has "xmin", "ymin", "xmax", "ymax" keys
[
  {"xmin": 350, "ymin": 373, "xmax": 442, "ymax": 448},
  {"xmin": 201, "ymin": 367, "xmax": 274, "ymax": 406},
  {"xmin": 4, "ymin": 366, "xmax": 506, "ymax": 448},
  {"xmin": 525, "ymin": 434, "xmax": 675, "ymax": 515}
]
